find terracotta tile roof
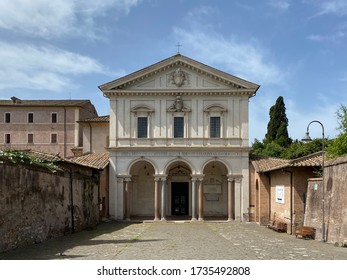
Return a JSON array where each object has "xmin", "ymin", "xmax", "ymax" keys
[
  {"xmin": 79, "ymin": 115, "xmax": 110, "ymax": 122},
  {"xmin": 0, "ymin": 149, "xmax": 108, "ymax": 170},
  {"xmin": 290, "ymin": 152, "xmax": 323, "ymax": 167},
  {"xmin": 67, "ymin": 152, "xmax": 109, "ymax": 169},
  {"xmin": 250, "ymin": 155, "xmax": 290, "ymax": 172},
  {"xmin": 0, "ymin": 97, "xmax": 91, "ymax": 107},
  {"xmin": 250, "ymin": 152, "xmax": 323, "ymax": 173},
  {"xmin": 24, "ymin": 150, "xmax": 63, "ymax": 162}
]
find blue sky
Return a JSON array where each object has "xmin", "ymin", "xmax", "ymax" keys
[{"xmin": 1, "ymin": 0, "xmax": 347, "ymax": 143}]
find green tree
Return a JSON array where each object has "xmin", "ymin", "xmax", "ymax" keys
[
  {"xmin": 326, "ymin": 104, "xmax": 347, "ymax": 158},
  {"xmin": 265, "ymin": 96, "xmax": 291, "ymax": 147},
  {"xmin": 336, "ymin": 104, "xmax": 347, "ymax": 134}
]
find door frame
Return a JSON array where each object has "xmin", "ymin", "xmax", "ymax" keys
[{"xmin": 171, "ymin": 182, "xmax": 189, "ymax": 216}]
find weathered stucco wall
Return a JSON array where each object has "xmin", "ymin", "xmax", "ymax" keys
[
  {"xmin": 0, "ymin": 161, "xmax": 99, "ymax": 252},
  {"xmin": 305, "ymin": 156, "xmax": 347, "ymax": 244}
]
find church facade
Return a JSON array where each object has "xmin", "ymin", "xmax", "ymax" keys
[{"xmin": 99, "ymin": 54, "xmax": 260, "ymax": 221}]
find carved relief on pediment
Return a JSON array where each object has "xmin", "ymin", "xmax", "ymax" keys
[{"xmin": 167, "ymin": 68, "xmax": 190, "ymax": 87}]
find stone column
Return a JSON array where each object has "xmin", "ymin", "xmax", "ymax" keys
[
  {"xmin": 154, "ymin": 177, "xmax": 160, "ymax": 221},
  {"xmin": 116, "ymin": 177, "xmax": 125, "ymax": 220},
  {"xmin": 233, "ymin": 176, "xmax": 243, "ymax": 221},
  {"xmin": 227, "ymin": 176, "xmax": 234, "ymax": 221},
  {"xmin": 191, "ymin": 177, "xmax": 197, "ymax": 221},
  {"xmin": 161, "ymin": 178, "xmax": 167, "ymax": 221},
  {"xmin": 124, "ymin": 177, "xmax": 131, "ymax": 221},
  {"xmin": 198, "ymin": 179, "xmax": 204, "ymax": 221}
]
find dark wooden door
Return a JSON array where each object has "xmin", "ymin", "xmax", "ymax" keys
[{"xmin": 171, "ymin": 182, "xmax": 189, "ymax": 215}]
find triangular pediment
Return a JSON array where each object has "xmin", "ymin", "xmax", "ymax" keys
[{"xmin": 99, "ymin": 54, "xmax": 260, "ymax": 94}]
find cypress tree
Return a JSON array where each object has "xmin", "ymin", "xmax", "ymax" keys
[{"xmin": 265, "ymin": 96, "xmax": 291, "ymax": 147}]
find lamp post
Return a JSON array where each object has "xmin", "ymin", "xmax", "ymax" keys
[{"xmin": 302, "ymin": 120, "xmax": 325, "ymax": 242}]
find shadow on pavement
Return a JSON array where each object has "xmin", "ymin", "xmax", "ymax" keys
[{"xmin": 0, "ymin": 221, "xmax": 159, "ymax": 260}]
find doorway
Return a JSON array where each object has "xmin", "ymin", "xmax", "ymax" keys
[{"xmin": 171, "ymin": 182, "xmax": 189, "ymax": 215}]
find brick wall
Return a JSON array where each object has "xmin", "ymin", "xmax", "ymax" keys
[
  {"xmin": 0, "ymin": 160, "xmax": 99, "ymax": 252},
  {"xmin": 305, "ymin": 156, "xmax": 347, "ymax": 244}
]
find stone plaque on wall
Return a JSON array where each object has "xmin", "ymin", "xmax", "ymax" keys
[{"xmin": 204, "ymin": 184, "xmax": 222, "ymax": 194}]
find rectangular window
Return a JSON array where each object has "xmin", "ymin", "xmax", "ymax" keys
[
  {"xmin": 174, "ymin": 117, "xmax": 184, "ymax": 138},
  {"xmin": 51, "ymin": 113, "xmax": 57, "ymax": 123},
  {"xmin": 5, "ymin": 113, "xmax": 11, "ymax": 123},
  {"xmin": 51, "ymin": 133, "xmax": 57, "ymax": 144},
  {"xmin": 210, "ymin": 117, "xmax": 221, "ymax": 138},
  {"xmin": 28, "ymin": 113, "xmax": 34, "ymax": 123},
  {"xmin": 5, "ymin": 134, "xmax": 11, "ymax": 144},
  {"xmin": 28, "ymin": 133, "xmax": 34, "ymax": 144},
  {"xmin": 137, "ymin": 117, "xmax": 148, "ymax": 138}
]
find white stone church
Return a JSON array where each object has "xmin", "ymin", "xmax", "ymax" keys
[{"xmin": 99, "ymin": 54, "xmax": 259, "ymax": 221}]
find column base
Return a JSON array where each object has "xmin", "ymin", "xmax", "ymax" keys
[
  {"xmin": 191, "ymin": 218, "xmax": 197, "ymax": 222},
  {"xmin": 161, "ymin": 218, "xmax": 167, "ymax": 221},
  {"xmin": 198, "ymin": 218, "xmax": 204, "ymax": 222},
  {"xmin": 154, "ymin": 218, "xmax": 160, "ymax": 221}
]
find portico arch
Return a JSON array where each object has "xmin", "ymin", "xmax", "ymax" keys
[
  {"xmin": 128, "ymin": 160, "xmax": 156, "ymax": 218},
  {"xmin": 166, "ymin": 161, "xmax": 193, "ymax": 217},
  {"xmin": 202, "ymin": 161, "xmax": 229, "ymax": 219}
]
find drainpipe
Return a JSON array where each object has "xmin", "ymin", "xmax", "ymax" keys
[
  {"xmin": 69, "ymin": 167, "xmax": 75, "ymax": 233},
  {"xmin": 283, "ymin": 169, "xmax": 293, "ymax": 235}
]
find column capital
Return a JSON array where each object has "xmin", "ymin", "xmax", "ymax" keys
[
  {"xmin": 124, "ymin": 176, "xmax": 132, "ymax": 182},
  {"xmin": 228, "ymin": 174, "xmax": 243, "ymax": 182},
  {"xmin": 117, "ymin": 175, "xmax": 132, "ymax": 181},
  {"xmin": 191, "ymin": 174, "xmax": 204, "ymax": 181},
  {"xmin": 153, "ymin": 175, "xmax": 161, "ymax": 182}
]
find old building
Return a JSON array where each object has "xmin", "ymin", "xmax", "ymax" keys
[
  {"xmin": 99, "ymin": 54, "xmax": 260, "ymax": 221},
  {"xmin": 250, "ymin": 152, "xmax": 322, "ymax": 233},
  {"xmin": 0, "ymin": 97, "xmax": 98, "ymax": 157},
  {"xmin": 78, "ymin": 115, "xmax": 110, "ymax": 154}
]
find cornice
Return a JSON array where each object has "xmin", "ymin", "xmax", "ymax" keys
[
  {"xmin": 107, "ymin": 146, "xmax": 252, "ymax": 153},
  {"xmin": 103, "ymin": 89, "xmax": 256, "ymax": 98}
]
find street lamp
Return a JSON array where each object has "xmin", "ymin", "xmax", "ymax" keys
[{"xmin": 302, "ymin": 120, "xmax": 325, "ymax": 242}]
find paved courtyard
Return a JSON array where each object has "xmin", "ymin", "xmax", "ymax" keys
[{"xmin": 0, "ymin": 221, "xmax": 346, "ymax": 260}]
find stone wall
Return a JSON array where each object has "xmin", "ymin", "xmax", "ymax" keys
[
  {"xmin": 305, "ymin": 156, "xmax": 347, "ymax": 244},
  {"xmin": 0, "ymin": 160, "xmax": 99, "ymax": 252}
]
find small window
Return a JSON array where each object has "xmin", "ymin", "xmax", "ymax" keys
[
  {"xmin": 210, "ymin": 117, "xmax": 221, "ymax": 138},
  {"xmin": 5, "ymin": 113, "xmax": 11, "ymax": 123},
  {"xmin": 28, "ymin": 133, "xmax": 34, "ymax": 144},
  {"xmin": 28, "ymin": 113, "xmax": 34, "ymax": 123},
  {"xmin": 174, "ymin": 117, "xmax": 184, "ymax": 138},
  {"xmin": 51, "ymin": 113, "xmax": 57, "ymax": 123},
  {"xmin": 137, "ymin": 117, "xmax": 148, "ymax": 138},
  {"xmin": 51, "ymin": 133, "xmax": 57, "ymax": 144},
  {"xmin": 5, "ymin": 134, "xmax": 11, "ymax": 144}
]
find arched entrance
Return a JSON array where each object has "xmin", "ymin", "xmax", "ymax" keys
[
  {"xmin": 129, "ymin": 160, "xmax": 155, "ymax": 218},
  {"xmin": 167, "ymin": 161, "xmax": 192, "ymax": 218},
  {"xmin": 202, "ymin": 161, "xmax": 229, "ymax": 218}
]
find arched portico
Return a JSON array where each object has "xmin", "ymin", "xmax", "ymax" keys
[{"xmin": 116, "ymin": 156, "xmax": 244, "ymax": 222}]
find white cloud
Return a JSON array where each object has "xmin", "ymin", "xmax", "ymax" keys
[
  {"xmin": 0, "ymin": 0, "xmax": 141, "ymax": 38},
  {"xmin": 0, "ymin": 42, "xmax": 107, "ymax": 91},
  {"xmin": 308, "ymin": 30, "xmax": 346, "ymax": 42},
  {"xmin": 307, "ymin": 0, "xmax": 347, "ymax": 17},
  {"xmin": 173, "ymin": 27, "xmax": 284, "ymax": 86},
  {"xmin": 318, "ymin": 0, "xmax": 347, "ymax": 16},
  {"xmin": 267, "ymin": 0, "xmax": 291, "ymax": 11}
]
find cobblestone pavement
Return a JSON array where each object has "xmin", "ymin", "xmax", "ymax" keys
[{"xmin": 0, "ymin": 221, "xmax": 346, "ymax": 260}]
